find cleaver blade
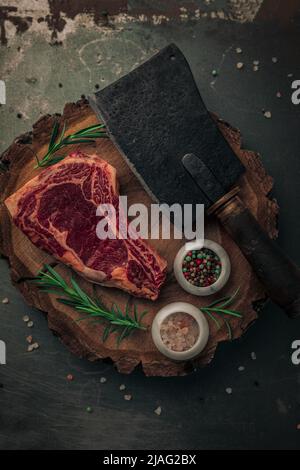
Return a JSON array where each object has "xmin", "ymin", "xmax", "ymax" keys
[{"xmin": 89, "ymin": 43, "xmax": 245, "ymax": 209}]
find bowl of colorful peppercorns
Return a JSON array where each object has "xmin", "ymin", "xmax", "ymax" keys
[{"xmin": 173, "ymin": 239, "xmax": 231, "ymax": 296}]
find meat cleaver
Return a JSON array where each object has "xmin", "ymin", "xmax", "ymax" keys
[{"xmin": 89, "ymin": 43, "xmax": 300, "ymax": 319}]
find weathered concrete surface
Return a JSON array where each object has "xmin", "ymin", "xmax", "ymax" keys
[
  {"xmin": 0, "ymin": 0, "xmax": 300, "ymax": 451},
  {"xmin": 0, "ymin": 0, "xmax": 265, "ymax": 48},
  {"xmin": 0, "ymin": 0, "xmax": 287, "ymax": 158}
]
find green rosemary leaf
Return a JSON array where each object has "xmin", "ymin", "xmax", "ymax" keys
[
  {"xmin": 218, "ymin": 287, "xmax": 240, "ymax": 309},
  {"xmin": 117, "ymin": 327, "xmax": 130, "ymax": 345},
  {"xmin": 110, "ymin": 319, "xmax": 129, "ymax": 326},
  {"xmin": 62, "ymin": 305, "xmax": 90, "ymax": 315},
  {"xmin": 57, "ymin": 298, "xmax": 81, "ymax": 308},
  {"xmin": 72, "ymin": 124, "xmax": 105, "ymax": 136},
  {"xmin": 204, "ymin": 310, "xmax": 221, "ymax": 329},
  {"xmin": 224, "ymin": 318, "xmax": 233, "ymax": 341},
  {"xmin": 39, "ymin": 156, "xmax": 65, "ymax": 167},
  {"xmin": 210, "ymin": 308, "xmax": 242, "ymax": 318},
  {"xmin": 35, "ymin": 121, "xmax": 108, "ymax": 168},
  {"xmin": 111, "ymin": 302, "xmax": 125, "ymax": 319},
  {"xmin": 44, "ymin": 264, "xmax": 68, "ymax": 289},
  {"xmin": 111, "ymin": 303, "xmax": 118, "ymax": 316},
  {"xmin": 103, "ymin": 324, "xmax": 118, "ymax": 333},
  {"xmin": 125, "ymin": 300, "xmax": 131, "ymax": 319},
  {"xmin": 200, "ymin": 291, "xmax": 243, "ymax": 337},
  {"xmin": 202, "ymin": 289, "xmax": 242, "ymax": 318},
  {"xmin": 60, "ymin": 139, "xmax": 96, "ymax": 145},
  {"xmin": 34, "ymin": 153, "xmax": 41, "ymax": 166},
  {"xmin": 94, "ymin": 297, "xmax": 105, "ymax": 310},
  {"xmin": 102, "ymin": 325, "xmax": 111, "ymax": 342},
  {"xmin": 34, "ymin": 272, "xmax": 57, "ymax": 288},
  {"xmin": 139, "ymin": 311, "xmax": 148, "ymax": 322},
  {"xmin": 206, "ymin": 295, "xmax": 231, "ymax": 309},
  {"xmin": 48, "ymin": 120, "xmax": 60, "ymax": 151},
  {"xmin": 73, "ymin": 132, "xmax": 106, "ymax": 138},
  {"xmin": 114, "ymin": 303, "xmax": 125, "ymax": 318},
  {"xmin": 58, "ymin": 121, "xmax": 66, "ymax": 145},
  {"xmin": 32, "ymin": 266, "xmax": 147, "ymax": 344},
  {"xmin": 70, "ymin": 305, "xmax": 105, "ymax": 315},
  {"xmin": 70, "ymin": 277, "xmax": 90, "ymax": 304}
]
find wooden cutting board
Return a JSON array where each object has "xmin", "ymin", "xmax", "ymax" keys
[{"xmin": 0, "ymin": 99, "xmax": 278, "ymax": 376}]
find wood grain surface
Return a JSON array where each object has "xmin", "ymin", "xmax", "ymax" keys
[{"xmin": 0, "ymin": 99, "xmax": 279, "ymax": 376}]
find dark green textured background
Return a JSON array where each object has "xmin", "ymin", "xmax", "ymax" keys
[{"xmin": 0, "ymin": 1, "xmax": 299, "ymax": 450}]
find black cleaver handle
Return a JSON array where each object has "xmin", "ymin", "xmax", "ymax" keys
[{"xmin": 209, "ymin": 189, "xmax": 300, "ymax": 319}]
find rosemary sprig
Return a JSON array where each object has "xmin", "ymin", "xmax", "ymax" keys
[
  {"xmin": 32, "ymin": 265, "xmax": 147, "ymax": 345},
  {"xmin": 34, "ymin": 121, "xmax": 108, "ymax": 168},
  {"xmin": 200, "ymin": 288, "xmax": 242, "ymax": 340}
]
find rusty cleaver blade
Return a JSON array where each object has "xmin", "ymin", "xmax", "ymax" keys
[
  {"xmin": 89, "ymin": 43, "xmax": 300, "ymax": 319},
  {"xmin": 89, "ymin": 43, "xmax": 244, "ymax": 208}
]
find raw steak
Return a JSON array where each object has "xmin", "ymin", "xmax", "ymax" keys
[{"xmin": 5, "ymin": 152, "xmax": 167, "ymax": 300}]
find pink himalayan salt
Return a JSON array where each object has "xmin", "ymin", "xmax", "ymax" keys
[{"xmin": 160, "ymin": 312, "xmax": 199, "ymax": 352}]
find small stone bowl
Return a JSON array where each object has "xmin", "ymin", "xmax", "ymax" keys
[
  {"xmin": 173, "ymin": 239, "xmax": 231, "ymax": 296},
  {"xmin": 151, "ymin": 302, "xmax": 209, "ymax": 361}
]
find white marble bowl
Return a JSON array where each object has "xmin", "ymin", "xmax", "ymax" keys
[
  {"xmin": 173, "ymin": 239, "xmax": 231, "ymax": 296},
  {"xmin": 151, "ymin": 302, "xmax": 209, "ymax": 361}
]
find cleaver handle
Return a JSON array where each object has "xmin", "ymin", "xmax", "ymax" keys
[{"xmin": 209, "ymin": 189, "xmax": 300, "ymax": 319}]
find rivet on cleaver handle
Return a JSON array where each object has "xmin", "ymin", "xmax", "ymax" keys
[{"xmin": 183, "ymin": 153, "xmax": 300, "ymax": 319}]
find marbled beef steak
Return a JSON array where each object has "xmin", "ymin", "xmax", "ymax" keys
[{"xmin": 5, "ymin": 152, "xmax": 167, "ymax": 300}]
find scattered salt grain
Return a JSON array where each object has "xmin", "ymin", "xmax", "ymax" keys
[
  {"xmin": 23, "ymin": 315, "xmax": 30, "ymax": 322},
  {"xmin": 86, "ymin": 406, "xmax": 93, "ymax": 413},
  {"xmin": 154, "ymin": 406, "xmax": 162, "ymax": 416},
  {"xmin": 2, "ymin": 298, "xmax": 9, "ymax": 304},
  {"xmin": 236, "ymin": 62, "xmax": 244, "ymax": 70},
  {"xmin": 226, "ymin": 387, "xmax": 233, "ymax": 395},
  {"xmin": 288, "ymin": 73, "xmax": 293, "ymax": 78},
  {"xmin": 100, "ymin": 377, "xmax": 107, "ymax": 384},
  {"xmin": 238, "ymin": 366, "xmax": 245, "ymax": 372},
  {"xmin": 297, "ymin": 424, "xmax": 300, "ymax": 430},
  {"xmin": 119, "ymin": 384, "xmax": 126, "ymax": 391},
  {"xmin": 263, "ymin": 111, "xmax": 272, "ymax": 119},
  {"xmin": 211, "ymin": 69, "xmax": 218, "ymax": 77},
  {"xmin": 26, "ymin": 335, "xmax": 33, "ymax": 344},
  {"xmin": 272, "ymin": 57, "xmax": 278, "ymax": 63},
  {"xmin": 251, "ymin": 351, "xmax": 257, "ymax": 360},
  {"xmin": 236, "ymin": 47, "xmax": 242, "ymax": 54},
  {"xmin": 27, "ymin": 342, "xmax": 39, "ymax": 352},
  {"xmin": 253, "ymin": 65, "xmax": 259, "ymax": 72},
  {"xmin": 276, "ymin": 91, "xmax": 282, "ymax": 98},
  {"xmin": 27, "ymin": 321, "xmax": 34, "ymax": 328},
  {"xmin": 124, "ymin": 394, "xmax": 132, "ymax": 401},
  {"xmin": 67, "ymin": 374, "xmax": 74, "ymax": 381}
]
